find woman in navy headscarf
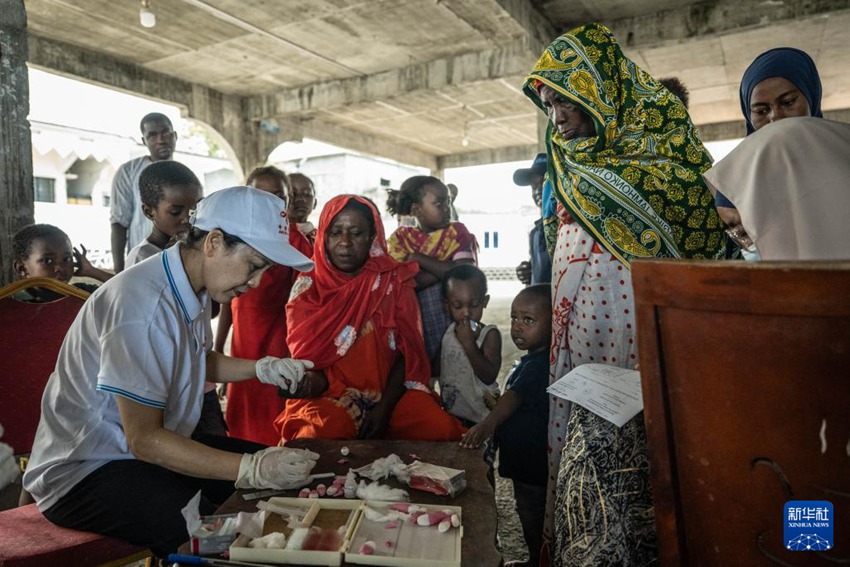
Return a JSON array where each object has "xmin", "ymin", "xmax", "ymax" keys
[
  {"xmin": 713, "ymin": 47, "xmax": 823, "ymax": 258},
  {"xmin": 739, "ymin": 47, "xmax": 822, "ymax": 134}
]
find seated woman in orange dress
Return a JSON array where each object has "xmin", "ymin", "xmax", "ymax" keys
[{"xmin": 274, "ymin": 195, "xmax": 465, "ymax": 442}]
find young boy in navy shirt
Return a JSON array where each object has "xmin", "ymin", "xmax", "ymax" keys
[{"xmin": 461, "ymin": 283, "xmax": 552, "ymax": 567}]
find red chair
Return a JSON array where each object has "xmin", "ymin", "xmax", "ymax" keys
[
  {"xmin": 0, "ymin": 277, "xmax": 89, "ymax": 457},
  {"xmin": 0, "ymin": 504, "xmax": 150, "ymax": 567},
  {"xmin": 0, "ymin": 278, "xmax": 150, "ymax": 566}
]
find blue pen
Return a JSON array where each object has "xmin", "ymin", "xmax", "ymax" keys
[{"xmin": 166, "ymin": 554, "xmax": 267, "ymax": 567}]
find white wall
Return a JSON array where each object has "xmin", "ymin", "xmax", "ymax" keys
[{"xmin": 459, "ymin": 212, "xmax": 535, "ymax": 268}]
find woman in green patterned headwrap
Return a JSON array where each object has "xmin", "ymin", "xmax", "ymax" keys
[{"xmin": 525, "ymin": 23, "xmax": 724, "ymax": 566}]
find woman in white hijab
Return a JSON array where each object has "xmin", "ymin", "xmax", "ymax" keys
[{"xmin": 703, "ymin": 116, "xmax": 850, "ymax": 260}]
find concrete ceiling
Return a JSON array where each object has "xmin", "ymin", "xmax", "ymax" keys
[{"xmin": 23, "ymin": 0, "xmax": 850, "ymax": 170}]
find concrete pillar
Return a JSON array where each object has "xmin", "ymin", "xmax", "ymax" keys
[
  {"xmin": 237, "ymin": 117, "xmax": 309, "ymax": 175},
  {"xmin": 252, "ymin": 120, "xmax": 293, "ymax": 171},
  {"xmin": 233, "ymin": 121, "xmax": 261, "ymax": 179},
  {"xmin": 198, "ymin": 115, "xmax": 306, "ymax": 182},
  {"xmin": 0, "ymin": 0, "xmax": 33, "ymax": 285}
]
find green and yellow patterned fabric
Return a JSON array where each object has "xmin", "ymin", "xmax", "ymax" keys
[{"xmin": 524, "ymin": 23, "xmax": 725, "ymax": 266}]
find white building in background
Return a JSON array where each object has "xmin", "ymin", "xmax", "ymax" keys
[
  {"xmin": 30, "ymin": 121, "xmax": 237, "ymax": 267},
  {"xmin": 275, "ymin": 149, "xmax": 426, "ymax": 229},
  {"xmin": 459, "ymin": 212, "xmax": 537, "ymax": 273},
  {"xmin": 274, "ymin": 147, "xmax": 537, "ymax": 273}
]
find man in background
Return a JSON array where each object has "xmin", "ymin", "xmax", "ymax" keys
[
  {"xmin": 514, "ymin": 153, "xmax": 552, "ymax": 285},
  {"xmin": 110, "ymin": 112, "xmax": 177, "ymax": 272}
]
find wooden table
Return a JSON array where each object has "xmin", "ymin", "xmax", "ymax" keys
[{"xmin": 215, "ymin": 439, "xmax": 501, "ymax": 567}]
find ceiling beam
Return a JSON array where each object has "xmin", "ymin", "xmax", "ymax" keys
[
  {"xmin": 491, "ymin": 0, "xmax": 559, "ymax": 53},
  {"xmin": 695, "ymin": 120, "xmax": 745, "ymax": 143},
  {"xmin": 437, "ymin": 144, "xmax": 538, "ymax": 170},
  {"xmin": 26, "ymin": 34, "xmax": 246, "ymax": 141},
  {"xmin": 245, "ymin": 39, "xmax": 538, "ymax": 120},
  {"xmin": 697, "ymin": 108, "xmax": 850, "ymax": 142},
  {"xmin": 28, "ymin": 35, "xmax": 196, "ymax": 113},
  {"xmin": 26, "ymin": 35, "xmax": 433, "ymax": 171},
  {"xmin": 176, "ymin": 0, "xmax": 364, "ymax": 77},
  {"xmin": 28, "ymin": 34, "xmax": 250, "ymax": 176},
  {"xmin": 439, "ymin": 0, "xmax": 557, "ymax": 55},
  {"xmin": 267, "ymin": 118, "xmax": 438, "ymax": 171},
  {"xmin": 601, "ymin": 0, "xmax": 850, "ymax": 49},
  {"xmin": 302, "ymin": 120, "xmax": 437, "ymax": 171},
  {"xmin": 247, "ymin": 0, "xmax": 850, "ymax": 121}
]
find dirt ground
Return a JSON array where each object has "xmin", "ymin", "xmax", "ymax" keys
[{"xmin": 486, "ymin": 281, "xmax": 533, "ymax": 564}]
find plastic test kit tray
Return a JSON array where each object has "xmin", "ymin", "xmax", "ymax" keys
[{"xmin": 230, "ymin": 497, "xmax": 462, "ymax": 567}]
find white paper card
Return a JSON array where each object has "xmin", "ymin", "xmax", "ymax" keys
[{"xmin": 547, "ymin": 364, "xmax": 643, "ymax": 428}]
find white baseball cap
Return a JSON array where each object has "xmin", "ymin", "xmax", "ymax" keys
[{"xmin": 191, "ymin": 186, "xmax": 313, "ymax": 271}]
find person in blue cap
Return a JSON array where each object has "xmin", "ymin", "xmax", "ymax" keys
[
  {"xmin": 513, "ymin": 153, "xmax": 552, "ymax": 285},
  {"xmin": 714, "ymin": 47, "xmax": 823, "ymax": 259}
]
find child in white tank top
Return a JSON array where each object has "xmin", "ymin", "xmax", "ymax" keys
[{"xmin": 432, "ymin": 265, "xmax": 502, "ymax": 426}]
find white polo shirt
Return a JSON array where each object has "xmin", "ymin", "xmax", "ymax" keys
[
  {"xmin": 109, "ymin": 156, "xmax": 154, "ymax": 254},
  {"xmin": 125, "ymin": 238, "xmax": 162, "ymax": 267},
  {"xmin": 23, "ymin": 245, "xmax": 212, "ymax": 511}
]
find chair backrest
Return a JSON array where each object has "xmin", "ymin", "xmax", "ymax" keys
[
  {"xmin": 0, "ymin": 278, "xmax": 88, "ymax": 455},
  {"xmin": 632, "ymin": 260, "xmax": 850, "ymax": 566}
]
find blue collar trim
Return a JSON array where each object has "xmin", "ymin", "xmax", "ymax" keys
[{"xmin": 161, "ymin": 246, "xmax": 197, "ymax": 325}]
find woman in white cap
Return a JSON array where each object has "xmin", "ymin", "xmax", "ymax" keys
[{"xmin": 23, "ymin": 186, "xmax": 318, "ymax": 558}]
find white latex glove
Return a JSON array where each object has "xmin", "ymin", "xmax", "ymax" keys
[
  {"xmin": 256, "ymin": 356, "xmax": 314, "ymax": 394},
  {"xmin": 235, "ymin": 446, "xmax": 320, "ymax": 490}
]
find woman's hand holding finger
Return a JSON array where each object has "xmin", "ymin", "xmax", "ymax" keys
[{"xmin": 256, "ymin": 357, "xmax": 315, "ymax": 393}]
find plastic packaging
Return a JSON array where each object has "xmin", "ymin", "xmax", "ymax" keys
[{"xmin": 405, "ymin": 461, "xmax": 466, "ymax": 497}]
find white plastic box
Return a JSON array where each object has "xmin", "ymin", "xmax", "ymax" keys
[{"xmin": 230, "ymin": 497, "xmax": 462, "ymax": 566}]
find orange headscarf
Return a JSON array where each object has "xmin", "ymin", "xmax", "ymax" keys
[{"xmin": 286, "ymin": 195, "xmax": 430, "ymax": 386}]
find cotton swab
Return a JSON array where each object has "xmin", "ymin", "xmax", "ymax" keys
[
  {"xmin": 241, "ymin": 472, "xmax": 335, "ymax": 500},
  {"xmin": 416, "ymin": 511, "xmax": 452, "ymax": 526}
]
